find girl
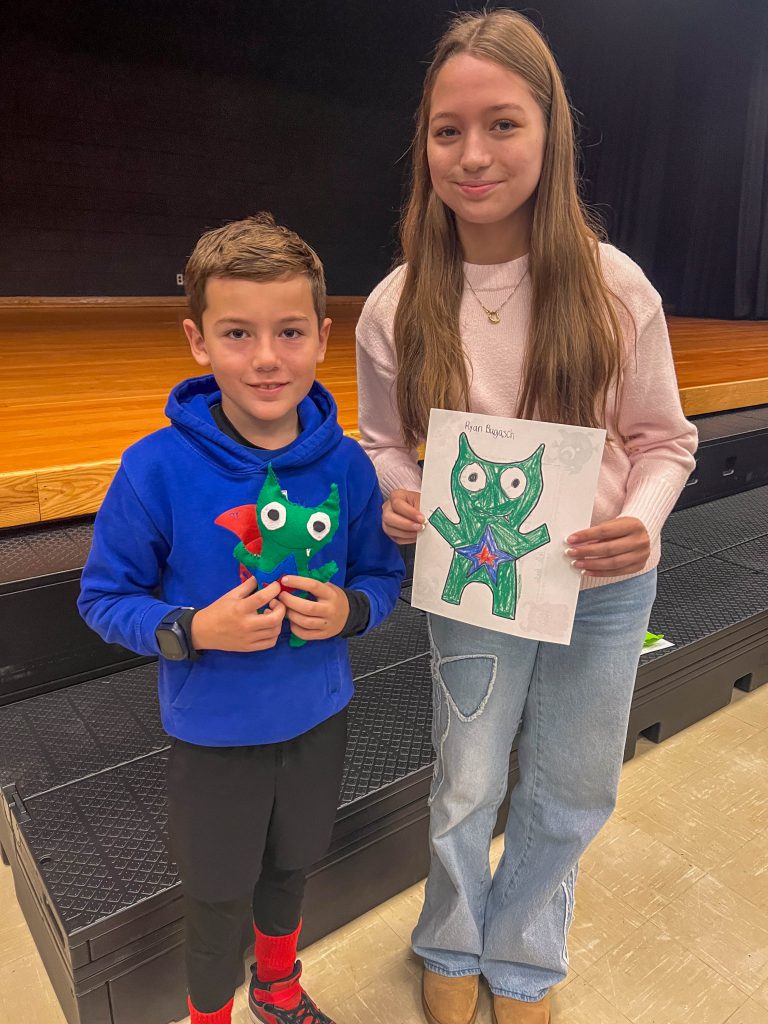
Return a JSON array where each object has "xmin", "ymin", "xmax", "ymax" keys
[{"xmin": 356, "ymin": 10, "xmax": 697, "ymax": 1024}]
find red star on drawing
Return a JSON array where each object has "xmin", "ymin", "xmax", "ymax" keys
[{"xmin": 477, "ymin": 544, "xmax": 499, "ymax": 569}]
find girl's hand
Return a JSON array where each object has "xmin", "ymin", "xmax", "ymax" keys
[
  {"xmin": 278, "ymin": 576, "xmax": 350, "ymax": 641},
  {"xmin": 566, "ymin": 516, "xmax": 651, "ymax": 577},
  {"xmin": 383, "ymin": 489, "xmax": 424, "ymax": 544}
]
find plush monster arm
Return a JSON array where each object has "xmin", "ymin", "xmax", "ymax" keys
[
  {"xmin": 233, "ymin": 541, "xmax": 268, "ymax": 572},
  {"xmin": 305, "ymin": 561, "xmax": 338, "ymax": 584},
  {"xmin": 429, "ymin": 508, "xmax": 466, "ymax": 548}
]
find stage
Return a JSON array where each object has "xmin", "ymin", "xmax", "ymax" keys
[{"xmin": 1, "ymin": 297, "xmax": 767, "ymax": 529}]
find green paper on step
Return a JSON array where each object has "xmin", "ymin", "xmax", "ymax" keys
[{"xmin": 643, "ymin": 631, "xmax": 665, "ymax": 648}]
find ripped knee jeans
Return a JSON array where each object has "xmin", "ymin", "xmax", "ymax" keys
[{"xmin": 413, "ymin": 570, "xmax": 657, "ymax": 1001}]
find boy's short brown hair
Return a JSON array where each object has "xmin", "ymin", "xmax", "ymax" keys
[{"xmin": 184, "ymin": 213, "xmax": 326, "ymax": 328}]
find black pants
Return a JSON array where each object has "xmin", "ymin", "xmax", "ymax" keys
[
  {"xmin": 186, "ymin": 863, "xmax": 306, "ymax": 1012},
  {"xmin": 167, "ymin": 710, "xmax": 348, "ymax": 1012}
]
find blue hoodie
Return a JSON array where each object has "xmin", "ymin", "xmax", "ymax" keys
[{"xmin": 78, "ymin": 375, "xmax": 404, "ymax": 746}]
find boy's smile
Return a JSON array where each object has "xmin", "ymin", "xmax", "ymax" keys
[{"xmin": 183, "ymin": 274, "xmax": 331, "ymax": 449}]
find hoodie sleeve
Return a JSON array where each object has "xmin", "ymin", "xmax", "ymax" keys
[
  {"xmin": 344, "ymin": 446, "xmax": 405, "ymax": 634},
  {"xmin": 78, "ymin": 464, "xmax": 179, "ymax": 656}
]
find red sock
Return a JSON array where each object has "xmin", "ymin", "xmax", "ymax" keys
[
  {"xmin": 254, "ymin": 920, "xmax": 301, "ymax": 983},
  {"xmin": 187, "ymin": 995, "xmax": 234, "ymax": 1024}
]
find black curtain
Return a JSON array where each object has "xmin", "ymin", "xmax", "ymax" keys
[
  {"xmin": 735, "ymin": 6, "xmax": 768, "ymax": 318},
  {"xmin": 537, "ymin": 0, "xmax": 768, "ymax": 318},
  {"xmin": 2, "ymin": 0, "xmax": 768, "ymax": 316}
]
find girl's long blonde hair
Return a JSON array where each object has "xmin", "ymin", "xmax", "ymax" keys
[{"xmin": 394, "ymin": 9, "xmax": 627, "ymax": 448}]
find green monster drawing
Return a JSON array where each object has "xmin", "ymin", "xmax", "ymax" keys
[
  {"xmin": 429, "ymin": 434, "xmax": 550, "ymax": 619},
  {"xmin": 214, "ymin": 465, "xmax": 340, "ymax": 647}
]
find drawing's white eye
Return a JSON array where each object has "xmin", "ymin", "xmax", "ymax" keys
[
  {"xmin": 260, "ymin": 501, "xmax": 287, "ymax": 530},
  {"xmin": 459, "ymin": 463, "xmax": 487, "ymax": 492},
  {"xmin": 500, "ymin": 467, "xmax": 527, "ymax": 498},
  {"xmin": 307, "ymin": 512, "xmax": 331, "ymax": 539}
]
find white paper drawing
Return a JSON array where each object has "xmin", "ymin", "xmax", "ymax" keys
[{"xmin": 412, "ymin": 409, "xmax": 606, "ymax": 645}]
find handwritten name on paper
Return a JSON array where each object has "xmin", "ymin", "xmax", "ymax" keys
[{"xmin": 464, "ymin": 421, "xmax": 516, "ymax": 440}]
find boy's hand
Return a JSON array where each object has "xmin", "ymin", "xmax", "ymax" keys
[
  {"xmin": 191, "ymin": 577, "xmax": 286, "ymax": 652},
  {"xmin": 278, "ymin": 576, "xmax": 350, "ymax": 641},
  {"xmin": 383, "ymin": 489, "xmax": 424, "ymax": 544}
]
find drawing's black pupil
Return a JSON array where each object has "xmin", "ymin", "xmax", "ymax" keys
[
  {"xmin": 469, "ymin": 473, "xmax": 478, "ymax": 482},
  {"xmin": 512, "ymin": 479, "xmax": 520, "ymax": 488},
  {"xmin": 268, "ymin": 509, "xmax": 280, "ymax": 521},
  {"xmin": 313, "ymin": 521, "xmax": 325, "ymax": 533}
]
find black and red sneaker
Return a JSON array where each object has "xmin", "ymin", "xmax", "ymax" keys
[{"xmin": 248, "ymin": 961, "xmax": 335, "ymax": 1024}]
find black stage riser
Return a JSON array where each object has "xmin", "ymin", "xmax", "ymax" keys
[
  {"xmin": 1, "ymin": 755, "xmax": 517, "ymax": 1024},
  {"xmin": 0, "ymin": 486, "xmax": 766, "ymax": 1024},
  {"xmin": 675, "ymin": 405, "xmax": 768, "ymax": 511},
  {"xmin": 0, "ymin": 519, "xmax": 145, "ymax": 705}
]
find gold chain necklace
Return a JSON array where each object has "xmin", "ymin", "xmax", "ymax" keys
[{"xmin": 464, "ymin": 269, "xmax": 529, "ymax": 324}]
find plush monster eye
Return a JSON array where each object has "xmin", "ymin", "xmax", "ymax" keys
[
  {"xmin": 260, "ymin": 501, "xmax": 287, "ymax": 530},
  {"xmin": 500, "ymin": 467, "xmax": 528, "ymax": 498},
  {"xmin": 459, "ymin": 463, "xmax": 487, "ymax": 492},
  {"xmin": 307, "ymin": 512, "xmax": 331, "ymax": 539}
]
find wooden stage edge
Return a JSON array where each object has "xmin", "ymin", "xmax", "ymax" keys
[{"xmin": 1, "ymin": 297, "xmax": 767, "ymax": 529}]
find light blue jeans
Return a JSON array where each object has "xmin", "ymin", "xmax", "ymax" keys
[{"xmin": 412, "ymin": 570, "xmax": 657, "ymax": 1002}]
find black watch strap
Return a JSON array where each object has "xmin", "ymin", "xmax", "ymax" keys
[{"xmin": 176, "ymin": 608, "xmax": 200, "ymax": 659}]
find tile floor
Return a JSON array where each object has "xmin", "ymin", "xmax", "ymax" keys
[{"xmin": 2, "ymin": 682, "xmax": 768, "ymax": 1024}]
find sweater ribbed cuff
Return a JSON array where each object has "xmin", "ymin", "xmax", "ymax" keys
[
  {"xmin": 620, "ymin": 474, "xmax": 686, "ymax": 545},
  {"xmin": 378, "ymin": 461, "xmax": 423, "ymax": 500}
]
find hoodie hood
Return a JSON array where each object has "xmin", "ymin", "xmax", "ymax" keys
[{"xmin": 166, "ymin": 374, "xmax": 344, "ymax": 476}]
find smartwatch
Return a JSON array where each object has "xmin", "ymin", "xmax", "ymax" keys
[{"xmin": 155, "ymin": 607, "xmax": 198, "ymax": 660}]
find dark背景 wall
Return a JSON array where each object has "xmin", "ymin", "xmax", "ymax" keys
[{"xmin": 2, "ymin": 0, "xmax": 767, "ymax": 316}]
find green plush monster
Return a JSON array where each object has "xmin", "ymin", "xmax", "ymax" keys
[
  {"xmin": 215, "ymin": 465, "xmax": 340, "ymax": 647},
  {"xmin": 232, "ymin": 465, "xmax": 340, "ymax": 581},
  {"xmin": 429, "ymin": 433, "xmax": 550, "ymax": 619}
]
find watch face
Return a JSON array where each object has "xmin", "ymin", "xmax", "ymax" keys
[{"xmin": 157, "ymin": 623, "xmax": 186, "ymax": 660}]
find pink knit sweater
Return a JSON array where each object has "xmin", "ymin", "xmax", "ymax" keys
[{"xmin": 355, "ymin": 244, "xmax": 698, "ymax": 590}]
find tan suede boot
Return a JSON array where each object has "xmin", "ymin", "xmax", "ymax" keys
[
  {"xmin": 492, "ymin": 992, "xmax": 551, "ymax": 1023},
  {"xmin": 422, "ymin": 968, "xmax": 479, "ymax": 1024}
]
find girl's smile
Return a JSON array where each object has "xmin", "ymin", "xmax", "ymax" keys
[{"xmin": 427, "ymin": 53, "xmax": 546, "ymax": 262}]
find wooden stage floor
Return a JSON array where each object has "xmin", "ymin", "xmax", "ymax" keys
[{"xmin": 2, "ymin": 298, "xmax": 767, "ymax": 528}]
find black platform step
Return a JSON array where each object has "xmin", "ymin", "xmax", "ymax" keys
[
  {"xmin": 348, "ymin": 597, "xmax": 427, "ymax": 681},
  {"xmin": 0, "ymin": 517, "xmax": 146, "ymax": 705},
  {"xmin": 0, "ymin": 610, "xmax": 439, "ymax": 1024},
  {"xmin": 0, "ymin": 663, "xmax": 165, "ymax": 801},
  {"xmin": 663, "ymin": 485, "xmax": 768, "ymax": 554},
  {"xmin": 629, "ymin": 553, "xmax": 768, "ymax": 747},
  {"xmin": 676, "ymin": 404, "xmax": 768, "ymax": 510},
  {"xmin": 2, "ymin": 487, "xmax": 768, "ymax": 1024}
]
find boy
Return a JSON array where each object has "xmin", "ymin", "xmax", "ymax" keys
[{"xmin": 78, "ymin": 214, "xmax": 404, "ymax": 1024}]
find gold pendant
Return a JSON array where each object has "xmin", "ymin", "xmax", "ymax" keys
[{"xmin": 487, "ymin": 311, "xmax": 501, "ymax": 324}]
